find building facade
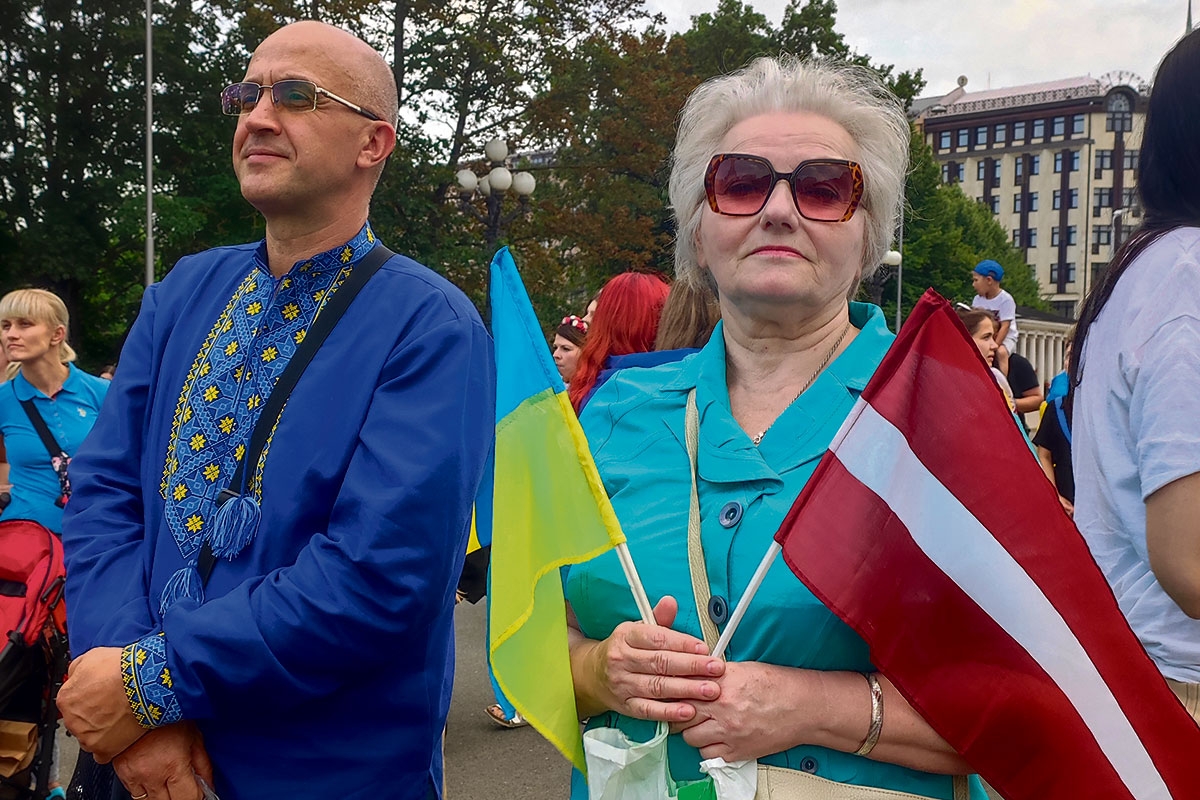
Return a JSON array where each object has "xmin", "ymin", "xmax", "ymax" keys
[{"xmin": 915, "ymin": 73, "xmax": 1150, "ymax": 320}]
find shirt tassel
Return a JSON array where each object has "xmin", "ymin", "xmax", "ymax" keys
[
  {"xmin": 159, "ymin": 566, "xmax": 203, "ymax": 616},
  {"xmin": 209, "ymin": 493, "xmax": 261, "ymax": 559}
]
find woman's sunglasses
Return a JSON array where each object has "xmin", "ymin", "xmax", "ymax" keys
[
  {"xmin": 220, "ymin": 80, "xmax": 381, "ymax": 121},
  {"xmin": 704, "ymin": 154, "xmax": 864, "ymax": 221}
]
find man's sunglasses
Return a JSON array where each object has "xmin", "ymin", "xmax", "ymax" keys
[
  {"xmin": 220, "ymin": 80, "xmax": 381, "ymax": 121},
  {"xmin": 704, "ymin": 154, "xmax": 864, "ymax": 222}
]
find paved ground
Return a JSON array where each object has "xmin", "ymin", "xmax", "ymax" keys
[{"xmin": 54, "ymin": 600, "xmax": 1000, "ymax": 799}]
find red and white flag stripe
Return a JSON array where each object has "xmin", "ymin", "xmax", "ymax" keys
[{"xmin": 775, "ymin": 292, "xmax": 1200, "ymax": 800}]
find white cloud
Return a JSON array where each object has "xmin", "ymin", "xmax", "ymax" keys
[{"xmin": 646, "ymin": 0, "xmax": 1191, "ymax": 96}]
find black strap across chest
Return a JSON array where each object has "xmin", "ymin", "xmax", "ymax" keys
[
  {"xmin": 16, "ymin": 389, "xmax": 68, "ymax": 460},
  {"xmin": 197, "ymin": 242, "xmax": 394, "ymax": 585}
]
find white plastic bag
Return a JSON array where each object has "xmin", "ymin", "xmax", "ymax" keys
[
  {"xmin": 584, "ymin": 722, "xmax": 675, "ymax": 800},
  {"xmin": 699, "ymin": 757, "xmax": 758, "ymax": 800}
]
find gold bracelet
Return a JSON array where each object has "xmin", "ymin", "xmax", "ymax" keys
[{"xmin": 854, "ymin": 672, "xmax": 884, "ymax": 757}]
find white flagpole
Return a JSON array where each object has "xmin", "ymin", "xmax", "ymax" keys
[
  {"xmin": 616, "ymin": 541, "xmax": 656, "ymax": 624},
  {"xmin": 710, "ymin": 541, "xmax": 781, "ymax": 660}
]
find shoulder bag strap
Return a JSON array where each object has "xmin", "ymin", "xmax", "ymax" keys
[
  {"xmin": 197, "ymin": 242, "xmax": 394, "ymax": 585},
  {"xmin": 17, "ymin": 390, "xmax": 68, "ymax": 459},
  {"xmin": 684, "ymin": 388, "xmax": 722, "ymax": 653}
]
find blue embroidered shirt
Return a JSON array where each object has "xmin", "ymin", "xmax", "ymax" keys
[
  {"xmin": 62, "ymin": 225, "xmax": 495, "ymax": 800},
  {"xmin": 0, "ymin": 365, "xmax": 109, "ymax": 532}
]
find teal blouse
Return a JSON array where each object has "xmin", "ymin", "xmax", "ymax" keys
[{"xmin": 568, "ymin": 303, "xmax": 986, "ymax": 799}]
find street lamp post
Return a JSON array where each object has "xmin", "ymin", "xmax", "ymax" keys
[
  {"xmin": 881, "ymin": 249, "xmax": 903, "ymax": 331},
  {"xmin": 455, "ymin": 138, "xmax": 536, "ymax": 250}
]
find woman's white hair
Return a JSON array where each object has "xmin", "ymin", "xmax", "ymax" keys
[{"xmin": 668, "ymin": 56, "xmax": 911, "ymax": 293}]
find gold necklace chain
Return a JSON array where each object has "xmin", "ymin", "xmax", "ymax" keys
[{"xmin": 751, "ymin": 319, "xmax": 852, "ymax": 446}]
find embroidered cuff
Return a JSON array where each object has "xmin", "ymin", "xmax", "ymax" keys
[{"xmin": 121, "ymin": 632, "xmax": 183, "ymax": 729}]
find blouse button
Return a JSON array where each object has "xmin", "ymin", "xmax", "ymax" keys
[
  {"xmin": 800, "ymin": 756, "xmax": 819, "ymax": 774},
  {"xmin": 718, "ymin": 501, "xmax": 743, "ymax": 528},
  {"xmin": 707, "ymin": 595, "xmax": 729, "ymax": 625}
]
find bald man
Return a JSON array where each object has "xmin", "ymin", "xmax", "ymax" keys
[{"xmin": 56, "ymin": 22, "xmax": 494, "ymax": 800}]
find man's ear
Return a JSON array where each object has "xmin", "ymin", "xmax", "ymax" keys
[{"xmin": 358, "ymin": 121, "xmax": 396, "ymax": 170}]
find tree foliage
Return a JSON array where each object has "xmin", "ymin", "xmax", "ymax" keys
[{"xmin": 1, "ymin": 0, "xmax": 1038, "ymax": 364}]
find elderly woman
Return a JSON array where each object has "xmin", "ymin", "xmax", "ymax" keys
[{"xmin": 566, "ymin": 58, "xmax": 984, "ymax": 798}]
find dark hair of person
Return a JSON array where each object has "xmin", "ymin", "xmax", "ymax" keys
[
  {"xmin": 1069, "ymin": 29, "xmax": 1200, "ymax": 413},
  {"xmin": 956, "ymin": 307, "xmax": 998, "ymax": 338},
  {"xmin": 555, "ymin": 315, "xmax": 588, "ymax": 348},
  {"xmin": 569, "ymin": 272, "xmax": 671, "ymax": 412},
  {"xmin": 654, "ymin": 280, "xmax": 721, "ymax": 351}
]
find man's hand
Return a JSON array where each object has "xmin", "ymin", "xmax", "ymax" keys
[
  {"xmin": 57, "ymin": 647, "xmax": 145, "ymax": 762},
  {"xmin": 113, "ymin": 723, "xmax": 214, "ymax": 800}
]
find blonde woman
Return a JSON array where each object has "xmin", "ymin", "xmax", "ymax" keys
[{"xmin": 0, "ymin": 288, "xmax": 109, "ymax": 532}]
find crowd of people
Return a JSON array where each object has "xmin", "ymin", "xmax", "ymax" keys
[{"xmin": 0, "ymin": 17, "xmax": 1196, "ymax": 800}]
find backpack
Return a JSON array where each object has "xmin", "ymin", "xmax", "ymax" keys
[{"xmin": 0, "ymin": 519, "xmax": 67, "ymax": 711}]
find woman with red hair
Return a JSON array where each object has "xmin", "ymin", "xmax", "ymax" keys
[{"xmin": 568, "ymin": 272, "xmax": 670, "ymax": 412}]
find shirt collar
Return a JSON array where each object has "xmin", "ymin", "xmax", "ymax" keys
[
  {"xmin": 659, "ymin": 302, "xmax": 895, "ymax": 483},
  {"xmin": 11, "ymin": 363, "xmax": 83, "ymax": 401},
  {"xmin": 250, "ymin": 221, "xmax": 378, "ymax": 278}
]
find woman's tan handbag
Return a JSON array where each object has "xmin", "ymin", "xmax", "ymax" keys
[{"xmin": 756, "ymin": 766, "xmax": 968, "ymax": 800}]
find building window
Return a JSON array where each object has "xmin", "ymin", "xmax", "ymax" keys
[
  {"xmin": 1093, "ymin": 225, "xmax": 1112, "ymax": 246},
  {"xmin": 1050, "ymin": 263, "xmax": 1076, "ymax": 283},
  {"xmin": 1072, "ymin": 114, "xmax": 1085, "ymax": 135},
  {"xmin": 1054, "ymin": 153, "xmax": 1064, "ymax": 173},
  {"xmin": 1096, "ymin": 150, "xmax": 1113, "ymax": 171},
  {"xmin": 1015, "ymin": 158, "xmax": 1024, "ymax": 182},
  {"xmin": 975, "ymin": 126, "xmax": 988, "ymax": 148},
  {"xmin": 990, "ymin": 195, "xmax": 1000, "ymax": 214},
  {"xmin": 1028, "ymin": 228, "xmax": 1038, "ymax": 247},
  {"xmin": 995, "ymin": 123, "xmax": 1007, "ymax": 144},
  {"xmin": 956, "ymin": 163, "xmax": 965, "ymax": 182},
  {"xmin": 1066, "ymin": 225, "xmax": 1077, "ymax": 246},
  {"xmin": 1030, "ymin": 155, "xmax": 1040, "ymax": 175},
  {"xmin": 1093, "ymin": 187, "xmax": 1112, "ymax": 216},
  {"xmin": 1013, "ymin": 193, "xmax": 1023, "ymax": 213},
  {"xmin": 1013, "ymin": 120, "xmax": 1026, "ymax": 141},
  {"xmin": 957, "ymin": 129, "xmax": 969, "ymax": 148},
  {"xmin": 993, "ymin": 161, "xmax": 1002, "ymax": 182},
  {"xmin": 941, "ymin": 163, "xmax": 951, "ymax": 182},
  {"xmin": 1053, "ymin": 190, "xmax": 1062, "ymax": 210},
  {"xmin": 1106, "ymin": 93, "xmax": 1133, "ymax": 132},
  {"xmin": 1123, "ymin": 149, "xmax": 1140, "ymax": 170},
  {"xmin": 977, "ymin": 161, "xmax": 987, "ymax": 181},
  {"xmin": 1056, "ymin": 150, "xmax": 1080, "ymax": 173},
  {"xmin": 1029, "ymin": 191, "xmax": 1039, "ymax": 212},
  {"xmin": 1069, "ymin": 188, "xmax": 1079, "ymax": 208},
  {"xmin": 1012, "ymin": 229, "xmax": 1021, "ymax": 246},
  {"xmin": 1051, "ymin": 227, "xmax": 1078, "ymax": 247},
  {"xmin": 1070, "ymin": 151, "xmax": 1080, "ymax": 171},
  {"xmin": 1033, "ymin": 119, "xmax": 1046, "ymax": 139},
  {"xmin": 1122, "ymin": 187, "xmax": 1136, "ymax": 208},
  {"xmin": 1052, "ymin": 116, "xmax": 1066, "ymax": 136},
  {"xmin": 939, "ymin": 131, "xmax": 952, "ymax": 150},
  {"xmin": 1052, "ymin": 227, "xmax": 1061, "ymax": 246}
]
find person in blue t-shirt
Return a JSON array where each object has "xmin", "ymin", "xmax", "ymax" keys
[{"xmin": 0, "ymin": 288, "xmax": 109, "ymax": 533}]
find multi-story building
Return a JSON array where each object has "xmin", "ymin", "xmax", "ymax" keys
[{"xmin": 914, "ymin": 73, "xmax": 1150, "ymax": 320}]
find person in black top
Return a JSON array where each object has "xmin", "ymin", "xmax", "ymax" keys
[
  {"xmin": 1005, "ymin": 351, "xmax": 1043, "ymax": 430},
  {"xmin": 1034, "ymin": 396, "xmax": 1074, "ymax": 517}
]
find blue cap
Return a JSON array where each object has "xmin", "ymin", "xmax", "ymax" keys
[{"xmin": 973, "ymin": 259, "xmax": 1004, "ymax": 281}]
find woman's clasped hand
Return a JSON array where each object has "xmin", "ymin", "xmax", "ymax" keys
[{"xmin": 573, "ymin": 597, "xmax": 723, "ymax": 724}]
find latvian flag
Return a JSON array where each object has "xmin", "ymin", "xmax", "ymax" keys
[{"xmin": 774, "ymin": 291, "xmax": 1200, "ymax": 799}]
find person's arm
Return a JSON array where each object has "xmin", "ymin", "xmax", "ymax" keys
[
  {"xmin": 62, "ymin": 285, "xmax": 160, "ymax": 652},
  {"xmin": 1035, "ymin": 444, "xmax": 1057, "ymax": 488},
  {"xmin": 1146, "ymin": 472, "xmax": 1200, "ymax": 618},
  {"xmin": 675, "ymin": 662, "xmax": 971, "ymax": 774},
  {"xmin": 995, "ymin": 319, "xmax": 1011, "ymax": 344},
  {"xmin": 1013, "ymin": 385, "xmax": 1044, "ymax": 415}
]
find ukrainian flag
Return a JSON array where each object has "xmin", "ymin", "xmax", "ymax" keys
[{"xmin": 487, "ymin": 247, "xmax": 626, "ymax": 772}]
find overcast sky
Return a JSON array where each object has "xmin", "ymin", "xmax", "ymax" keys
[{"xmin": 646, "ymin": 0, "xmax": 1193, "ymax": 97}]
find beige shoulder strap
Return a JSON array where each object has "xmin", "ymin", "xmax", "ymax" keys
[{"xmin": 685, "ymin": 389, "xmax": 721, "ymax": 652}]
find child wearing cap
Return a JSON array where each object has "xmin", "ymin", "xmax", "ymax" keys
[{"xmin": 971, "ymin": 259, "xmax": 1018, "ymax": 375}]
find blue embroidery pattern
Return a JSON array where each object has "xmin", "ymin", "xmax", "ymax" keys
[
  {"xmin": 159, "ymin": 225, "xmax": 377, "ymax": 564},
  {"xmin": 121, "ymin": 632, "xmax": 183, "ymax": 729}
]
